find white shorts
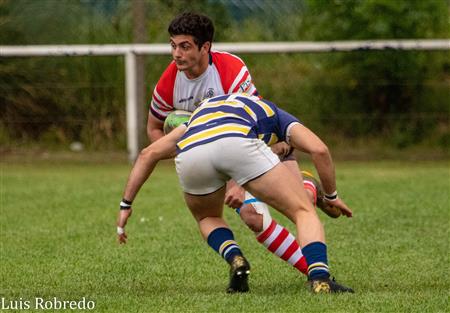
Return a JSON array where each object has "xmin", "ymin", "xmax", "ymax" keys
[{"xmin": 175, "ymin": 137, "xmax": 280, "ymax": 195}]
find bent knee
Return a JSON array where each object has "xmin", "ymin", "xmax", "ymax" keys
[{"xmin": 285, "ymin": 199, "xmax": 316, "ymax": 220}]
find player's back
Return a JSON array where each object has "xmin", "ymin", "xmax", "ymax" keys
[{"xmin": 177, "ymin": 94, "xmax": 282, "ymax": 153}]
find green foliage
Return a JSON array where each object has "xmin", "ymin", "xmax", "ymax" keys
[
  {"xmin": 0, "ymin": 0, "xmax": 448, "ymax": 150},
  {"xmin": 146, "ymin": 0, "xmax": 232, "ymax": 43},
  {"xmin": 303, "ymin": 0, "xmax": 449, "ymax": 40},
  {"xmin": 0, "ymin": 55, "xmax": 127, "ymax": 149},
  {"xmin": 0, "ymin": 0, "xmax": 232, "ymax": 149},
  {"xmin": 0, "ymin": 0, "xmax": 131, "ymax": 45},
  {"xmin": 0, "ymin": 0, "xmax": 131, "ymax": 149},
  {"xmin": 1, "ymin": 159, "xmax": 449, "ymax": 311},
  {"xmin": 300, "ymin": 0, "xmax": 450, "ymax": 147}
]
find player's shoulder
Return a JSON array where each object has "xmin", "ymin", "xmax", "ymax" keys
[
  {"xmin": 158, "ymin": 61, "xmax": 178, "ymax": 85},
  {"xmin": 210, "ymin": 50, "xmax": 246, "ymax": 70},
  {"xmin": 210, "ymin": 50, "xmax": 252, "ymax": 93},
  {"xmin": 154, "ymin": 61, "xmax": 178, "ymax": 100}
]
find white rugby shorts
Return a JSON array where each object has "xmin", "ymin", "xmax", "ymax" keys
[{"xmin": 175, "ymin": 137, "xmax": 280, "ymax": 195}]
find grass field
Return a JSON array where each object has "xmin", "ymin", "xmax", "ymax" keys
[{"xmin": 1, "ymin": 156, "xmax": 449, "ymax": 312}]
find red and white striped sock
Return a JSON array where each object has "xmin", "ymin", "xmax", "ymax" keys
[
  {"xmin": 303, "ymin": 180, "xmax": 317, "ymax": 206},
  {"xmin": 256, "ymin": 220, "xmax": 308, "ymax": 275}
]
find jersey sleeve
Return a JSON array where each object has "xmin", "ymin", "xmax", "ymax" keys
[
  {"xmin": 276, "ymin": 107, "xmax": 302, "ymax": 142},
  {"xmin": 150, "ymin": 62, "xmax": 177, "ymax": 121},
  {"xmin": 211, "ymin": 51, "xmax": 259, "ymax": 96}
]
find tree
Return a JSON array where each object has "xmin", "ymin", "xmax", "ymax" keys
[{"xmin": 302, "ymin": 0, "xmax": 449, "ymax": 146}]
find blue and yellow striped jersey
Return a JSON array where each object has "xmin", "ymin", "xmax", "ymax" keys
[{"xmin": 176, "ymin": 94, "xmax": 300, "ymax": 153}]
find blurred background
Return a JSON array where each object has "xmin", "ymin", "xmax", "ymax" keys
[{"xmin": 1, "ymin": 0, "xmax": 449, "ymax": 159}]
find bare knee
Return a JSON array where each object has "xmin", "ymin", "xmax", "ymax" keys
[
  {"xmin": 285, "ymin": 200, "xmax": 316, "ymax": 224},
  {"xmin": 240, "ymin": 205, "xmax": 264, "ymax": 233},
  {"xmin": 197, "ymin": 217, "xmax": 229, "ymax": 240}
]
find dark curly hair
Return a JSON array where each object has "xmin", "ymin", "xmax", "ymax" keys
[{"xmin": 168, "ymin": 12, "xmax": 214, "ymax": 51}]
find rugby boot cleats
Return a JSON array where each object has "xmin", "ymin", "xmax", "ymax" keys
[
  {"xmin": 227, "ymin": 255, "xmax": 251, "ymax": 293},
  {"xmin": 308, "ymin": 277, "xmax": 354, "ymax": 294}
]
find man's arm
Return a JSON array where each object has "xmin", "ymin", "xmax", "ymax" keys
[
  {"xmin": 147, "ymin": 112, "xmax": 166, "ymax": 143},
  {"xmin": 224, "ymin": 180, "xmax": 246, "ymax": 209},
  {"xmin": 117, "ymin": 125, "xmax": 186, "ymax": 243},
  {"xmin": 147, "ymin": 63, "xmax": 178, "ymax": 143},
  {"xmin": 287, "ymin": 123, "xmax": 352, "ymax": 217},
  {"xmin": 287, "ymin": 123, "xmax": 336, "ymax": 195}
]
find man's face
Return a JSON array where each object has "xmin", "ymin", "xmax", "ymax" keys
[{"xmin": 170, "ymin": 35, "xmax": 208, "ymax": 73}]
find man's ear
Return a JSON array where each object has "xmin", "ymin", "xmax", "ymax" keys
[{"xmin": 201, "ymin": 41, "xmax": 211, "ymax": 53}]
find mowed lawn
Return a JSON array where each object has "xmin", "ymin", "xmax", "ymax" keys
[{"xmin": 1, "ymin": 157, "xmax": 448, "ymax": 312}]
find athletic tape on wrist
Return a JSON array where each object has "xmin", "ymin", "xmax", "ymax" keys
[{"xmin": 120, "ymin": 198, "xmax": 132, "ymax": 210}]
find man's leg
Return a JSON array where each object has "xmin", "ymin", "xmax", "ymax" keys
[
  {"xmin": 239, "ymin": 196, "xmax": 308, "ymax": 275},
  {"xmin": 283, "ymin": 159, "xmax": 318, "ymax": 205},
  {"xmin": 184, "ymin": 186, "xmax": 251, "ymax": 293},
  {"xmin": 235, "ymin": 159, "xmax": 316, "ymax": 277},
  {"xmin": 243, "ymin": 163, "xmax": 353, "ymax": 293}
]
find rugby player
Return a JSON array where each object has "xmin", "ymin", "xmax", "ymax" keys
[{"xmin": 117, "ymin": 94, "xmax": 354, "ymax": 293}]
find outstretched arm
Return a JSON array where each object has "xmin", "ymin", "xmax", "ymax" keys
[
  {"xmin": 124, "ymin": 124, "xmax": 185, "ymax": 201},
  {"xmin": 117, "ymin": 125, "xmax": 186, "ymax": 243}
]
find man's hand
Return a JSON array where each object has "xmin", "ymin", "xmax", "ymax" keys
[
  {"xmin": 117, "ymin": 230, "xmax": 128, "ymax": 244},
  {"xmin": 270, "ymin": 142, "xmax": 292, "ymax": 158},
  {"xmin": 326, "ymin": 198, "xmax": 353, "ymax": 218},
  {"xmin": 225, "ymin": 181, "xmax": 245, "ymax": 209},
  {"xmin": 117, "ymin": 208, "xmax": 133, "ymax": 244}
]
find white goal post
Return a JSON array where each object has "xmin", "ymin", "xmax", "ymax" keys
[{"xmin": 1, "ymin": 39, "xmax": 449, "ymax": 161}]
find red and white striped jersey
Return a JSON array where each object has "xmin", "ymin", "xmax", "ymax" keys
[{"xmin": 150, "ymin": 50, "xmax": 258, "ymax": 121}]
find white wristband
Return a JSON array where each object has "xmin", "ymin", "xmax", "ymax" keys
[
  {"xmin": 119, "ymin": 201, "xmax": 132, "ymax": 210},
  {"xmin": 117, "ymin": 226, "xmax": 125, "ymax": 235},
  {"xmin": 324, "ymin": 191, "xmax": 338, "ymax": 201}
]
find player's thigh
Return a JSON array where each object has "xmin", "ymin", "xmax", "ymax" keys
[
  {"xmin": 282, "ymin": 159, "xmax": 303, "ymax": 181},
  {"xmin": 243, "ymin": 163, "xmax": 312, "ymax": 222},
  {"xmin": 184, "ymin": 186, "xmax": 226, "ymax": 222}
]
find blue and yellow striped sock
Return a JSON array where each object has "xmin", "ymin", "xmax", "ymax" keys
[
  {"xmin": 302, "ymin": 241, "xmax": 330, "ymax": 280},
  {"xmin": 207, "ymin": 227, "xmax": 242, "ymax": 264}
]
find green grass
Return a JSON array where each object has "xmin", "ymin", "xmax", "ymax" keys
[{"xmin": 1, "ymin": 157, "xmax": 449, "ymax": 312}]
